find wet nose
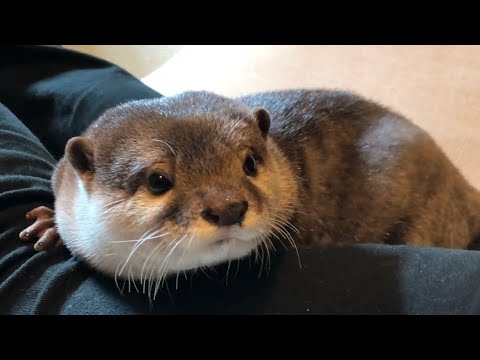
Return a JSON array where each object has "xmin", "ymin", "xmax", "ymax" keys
[{"xmin": 201, "ymin": 201, "xmax": 249, "ymax": 226}]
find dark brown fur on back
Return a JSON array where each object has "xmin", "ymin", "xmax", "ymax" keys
[{"xmin": 238, "ymin": 89, "xmax": 480, "ymax": 248}]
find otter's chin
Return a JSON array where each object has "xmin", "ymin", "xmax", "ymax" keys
[{"xmin": 170, "ymin": 237, "xmax": 258, "ymax": 273}]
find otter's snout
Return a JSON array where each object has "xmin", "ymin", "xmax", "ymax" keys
[{"xmin": 201, "ymin": 201, "xmax": 248, "ymax": 226}]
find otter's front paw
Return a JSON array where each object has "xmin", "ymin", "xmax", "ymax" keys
[{"xmin": 19, "ymin": 206, "xmax": 62, "ymax": 251}]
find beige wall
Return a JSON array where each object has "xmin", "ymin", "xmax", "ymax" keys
[{"xmin": 63, "ymin": 45, "xmax": 182, "ymax": 78}]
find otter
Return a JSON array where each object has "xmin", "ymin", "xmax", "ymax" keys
[{"xmin": 19, "ymin": 89, "xmax": 480, "ymax": 290}]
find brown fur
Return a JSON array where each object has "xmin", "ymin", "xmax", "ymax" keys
[{"xmin": 52, "ymin": 89, "xmax": 480, "ymax": 252}]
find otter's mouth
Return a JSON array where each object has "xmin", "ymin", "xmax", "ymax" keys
[
  {"xmin": 213, "ymin": 238, "xmax": 235, "ymax": 246},
  {"xmin": 212, "ymin": 237, "xmax": 254, "ymax": 246}
]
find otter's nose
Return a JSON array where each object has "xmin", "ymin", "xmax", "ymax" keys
[{"xmin": 201, "ymin": 201, "xmax": 248, "ymax": 226}]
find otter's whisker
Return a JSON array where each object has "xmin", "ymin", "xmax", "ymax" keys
[
  {"xmin": 259, "ymin": 240, "xmax": 269, "ymax": 275},
  {"xmin": 265, "ymin": 235, "xmax": 277, "ymax": 252},
  {"xmin": 234, "ymin": 258, "xmax": 241, "ymax": 280},
  {"xmin": 257, "ymin": 228, "xmax": 276, "ymax": 251},
  {"xmin": 224, "ymin": 258, "xmax": 232, "ymax": 286},
  {"xmin": 118, "ymin": 230, "xmax": 154, "ymax": 288},
  {"xmin": 270, "ymin": 218, "xmax": 293, "ymax": 241},
  {"xmin": 127, "ymin": 227, "xmax": 158, "ymax": 248},
  {"xmin": 171, "ymin": 231, "xmax": 195, "ymax": 287},
  {"xmin": 141, "ymin": 238, "xmax": 169, "ymax": 288},
  {"xmin": 158, "ymin": 234, "xmax": 187, "ymax": 283},
  {"xmin": 177, "ymin": 232, "xmax": 195, "ymax": 271},
  {"xmin": 153, "ymin": 233, "xmax": 188, "ymax": 300},
  {"xmin": 119, "ymin": 235, "xmax": 152, "ymax": 279},
  {"xmin": 165, "ymin": 279, "xmax": 174, "ymax": 304},
  {"xmin": 254, "ymin": 244, "xmax": 260, "ymax": 263},
  {"xmin": 280, "ymin": 204, "xmax": 309, "ymax": 216},
  {"xmin": 263, "ymin": 238, "xmax": 272, "ymax": 274},
  {"xmin": 273, "ymin": 214, "xmax": 301, "ymax": 235},
  {"xmin": 102, "ymin": 206, "xmax": 124, "ymax": 215},
  {"xmin": 270, "ymin": 218, "xmax": 297, "ymax": 245},
  {"xmin": 131, "ymin": 270, "xmax": 140, "ymax": 293},
  {"xmin": 280, "ymin": 228, "xmax": 301, "ymax": 267},
  {"xmin": 115, "ymin": 224, "xmax": 163, "ymax": 294},
  {"xmin": 118, "ymin": 230, "xmax": 171, "ymax": 278},
  {"xmin": 254, "ymin": 230, "xmax": 272, "ymax": 270},
  {"xmin": 111, "ymin": 233, "xmax": 170, "ymax": 244},
  {"xmin": 132, "ymin": 226, "xmax": 165, "ymax": 243},
  {"xmin": 146, "ymin": 235, "xmax": 179, "ymax": 297},
  {"xmin": 128, "ymin": 266, "xmax": 132, "ymax": 293},
  {"xmin": 161, "ymin": 234, "xmax": 188, "ymax": 281},
  {"xmin": 264, "ymin": 221, "xmax": 289, "ymax": 250},
  {"xmin": 269, "ymin": 218, "xmax": 302, "ymax": 268},
  {"xmin": 258, "ymin": 242, "xmax": 265, "ymax": 278},
  {"xmin": 200, "ymin": 266, "xmax": 215, "ymax": 280},
  {"xmin": 100, "ymin": 198, "xmax": 124, "ymax": 211},
  {"xmin": 207, "ymin": 265, "xmax": 218, "ymax": 274},
  {"xmin": 295, "ymin": 174, "xmax": 309, "ymax": 182},
  {"xmin": 153, "ymin": 139, "xmax": 176, "ymax": 156},
  {"xmin": 114, "ymin": 261, "xmax": 123, "ymax": 294},
  {"xmin": 265, "ymin": 237, "xmax": 278, "ymax": 272}
]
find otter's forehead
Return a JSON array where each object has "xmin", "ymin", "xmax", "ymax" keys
[
  {"xmin": 88, "ymin": 94, "xmax": 267, "ymax": 188},
  {"xmin": 127, "ymin": 114, "xmax": 259, "ymax": 166},
  {"xmin": 89, "ymin": 92, "xmax": 256, "ymax": 143},
  {"xmin": 92, "ymin": 91, "xmax": 253, "ymax": 128}
]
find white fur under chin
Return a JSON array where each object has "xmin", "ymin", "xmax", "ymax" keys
[
  {"xmin": 56, "ymin": 179, "xmax": 259, "ymax": 281},
  {"xmin": 168, "ymin": 239, "xmax": 256, "ymax": 273}
]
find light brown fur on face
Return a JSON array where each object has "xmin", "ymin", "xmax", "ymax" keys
[
  {"xmin": 84, "ymin": 98, "xmax": 299, "ymax": 249},
  {"xmin": 22, "ymin": 89, "xmax": 480, "ymax": 286}
]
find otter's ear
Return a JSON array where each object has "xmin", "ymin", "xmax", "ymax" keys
[
  {"xmin": 253, "ymin": 108, "xmax": 270, "ymax": 139},
  {"xmin": 65, "ymin": 137, "xmax": 95, "ymax": 176}
]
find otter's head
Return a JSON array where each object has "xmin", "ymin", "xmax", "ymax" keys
[{"xmin": 63, "ymin": 91, "xmax": 299, "ymax": 286}]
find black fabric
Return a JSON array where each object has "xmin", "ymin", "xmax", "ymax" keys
[{"xmin": 1, "ymin": 45, "xmax": 480, "ymax": 315}]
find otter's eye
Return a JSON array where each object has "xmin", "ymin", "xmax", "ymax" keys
[
  {"xmin": 243, "ymin": 155, "xmax": 258, "ymax": 177},
  {"xmin": 147, "ymin": 173, "xmax": 173, "ymax": 195}
]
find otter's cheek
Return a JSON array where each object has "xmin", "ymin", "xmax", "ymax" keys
[
  {"xmin": 242, "ymin": 209, "xmax": 263, "ymax": 230},
  {"xmin": 128, "ymin": 189, "xmax": 176, "ymax": 224},
  {"xmin": 188, "ymin": 218, "xmax": 219, "ymax": 240}
]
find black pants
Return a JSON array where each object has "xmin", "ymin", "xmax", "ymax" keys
[{"xmin": 1, "ymin": 45, "xmax": 480, "ymax": 315}]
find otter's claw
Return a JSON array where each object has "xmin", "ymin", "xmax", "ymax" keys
[{"xmin": 19, "ymin": 206, "xmax": 62, "ymax": 251}]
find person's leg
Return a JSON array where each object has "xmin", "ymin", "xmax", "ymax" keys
[
  {"xmin": 0, "ymin": 45, "xmax": 161, "ymax": 160},
  {"xmin": 0, "ymin": 102, "xmax": 69, "ymax": 314},
  {"xmin": 0, "ymin": 45, "xmax": 162, "ymax": 314}
]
